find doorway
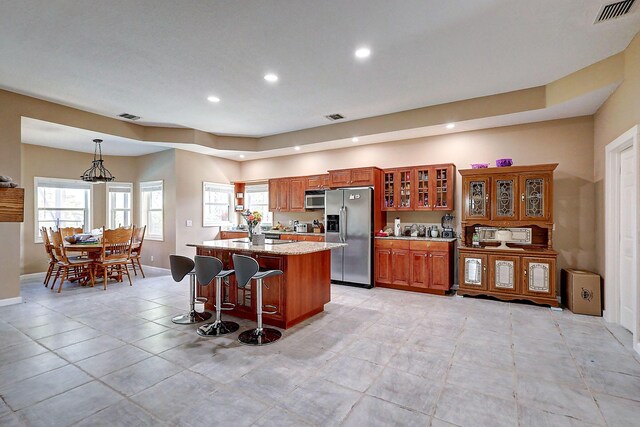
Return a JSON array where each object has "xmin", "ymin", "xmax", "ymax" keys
[{"xmin": 605, "ymin": 125, "xmax": 639, "ymax": 355}]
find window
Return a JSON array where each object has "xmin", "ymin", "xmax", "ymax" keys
[
  {"xmin": 34, "ymin": 177, "xmax": 92, "ymax": 243},
  {"xmin": 203, "ymin": 182, "xmax": 233, "ymax": 226},
  {"xmin": 245, "ymin": 183, "xmax": 272, "ymax": 226},
  {"xmin": 140, "ymin": 180, "xmax": 163, "ymax": 240},
  {"xmin": 106, "ymin": 182, "xmax": 133, "ymax": 229}
]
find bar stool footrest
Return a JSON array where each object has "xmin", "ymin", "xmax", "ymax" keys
[
  {"xmin": 220, "ymin": 302, "xmax": 236, "ymax": 311},
  {"xmin": 262, "ymin": 304, "xmax": 278, "ymax": 315}
]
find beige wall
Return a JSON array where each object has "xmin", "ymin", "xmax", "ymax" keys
[
  {"xmin": 242, "ymin": 117, "xmax": 597, "ymax": 275},
  {"xmin": 20, "ymin": 144, "xmax": 139, "ymax": 274},
  {"xmin": 593, "ymin": 33, "xmax": 640, "ymax": 277},
  {"xmin": 0, "ymin": 109, "xmax": 21, "ymax": 301},
  {"xmin": 174, "ymin": 149, "xmax": 241, "ymax": 258}
]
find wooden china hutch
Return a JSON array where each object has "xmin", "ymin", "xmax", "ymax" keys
[{"xmin": 457, "ymin": 164, "xmax": 559, "ymax": 307}]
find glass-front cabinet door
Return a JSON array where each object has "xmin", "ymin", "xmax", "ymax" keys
[
  {"xmin": 459, "ymin": 253, "xmax": 487, "ymax": 290},
  {"xmin": 397, "ymin": 169, "xmax": 413, "ymax": 210},
  {"xmin": 489, "ymin": 255, "xmax": 520, "ymax": 294},
  {"xmin": 432, "ymin": 166, "xmax": 452, "ymax": 210},
  {"xmin": 522, "ymin": 256, "xmax": 556, "ymax": 297},
  {"xmin": 463, "ymin": 177, "xmax": 490, "ymax": 220},
  {"xmin": 519, "ymin": 173, "xmax": 551, "ymax": 221},
  {"xmin": 415, "ymin": 167, "xmax": 430, "ymax": 210},
  {"xmin": 492, "ymin": 175, "xmax": 518, "ymax": 221},
  {"xmin": 382, "ymin": 170, "xmax": 395, "ymax": 210}
]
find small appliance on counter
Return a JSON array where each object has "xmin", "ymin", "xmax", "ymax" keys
[
  {"xmin": 394, "ymin": 217, "xmax": 401, "ymax": 237},
  {"xmin": 441, "ymin": 214, "xmax": 455, "ymax": 238},
  {"xmin": 295, "ymin": 223, "xmax": 308, "ymax": 233}
]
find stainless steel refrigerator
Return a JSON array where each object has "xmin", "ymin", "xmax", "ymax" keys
[{"xmin": 325, "ymin": 187, "xmax": 373, "ymax": 288}]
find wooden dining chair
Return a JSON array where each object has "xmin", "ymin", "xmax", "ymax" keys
[
  {"xmin": 59, "ymin": 226, "xmax": 84, "ymax": 239},
  {"xmin": 49, "ymin": 228, "xmax": 95, "ymax": 293},
  {"xmin": 128, "ymin": 225, "xmax": 146, "ymax": 278},
  {"xmin": 95, "ymin": 227, "xmax": 134, "ymax": 290},
  {"xmin": 41, "ymin": 226, "xmax": 58, "ymax": 287}
]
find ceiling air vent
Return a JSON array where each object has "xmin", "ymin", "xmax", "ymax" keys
[
  {"xmin": 118, "ymin": 113, "xmax": 141, "ymax": 121},
  {"xmin": 595, "ymin": 0, "xmax": 636, "ymax": 23},
  {"xmin": 325, "ymin": 113, "xmax": 345, "ymax": 121}
]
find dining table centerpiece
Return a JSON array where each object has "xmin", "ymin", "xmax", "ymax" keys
[{"xmin": 241, "ymin": 209, "xmax": 262, "ymax": 240}]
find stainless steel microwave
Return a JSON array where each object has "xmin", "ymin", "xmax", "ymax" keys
[{"xmin": 304, "ymin": 190, "xmax": 325, "ymax": 210}]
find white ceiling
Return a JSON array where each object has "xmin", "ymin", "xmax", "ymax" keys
[{"xmin": 1, "ymin": 0, "xmax": 639, "ymax": 139}]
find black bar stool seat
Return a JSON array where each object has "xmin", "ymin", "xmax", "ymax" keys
[
  {"xmin": 232, "ymin": 254, "xmax": 283, "ymax": 345},
  {"xmin": 194, "ymin": 255, "xmax": 239, "ymax": 337},
  {"xmin": 169, "ymin": 255, "xmax": 212, "ymax": 324}
]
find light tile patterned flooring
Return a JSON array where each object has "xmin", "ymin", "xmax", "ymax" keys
[{"xmin": 1, "ymin": 270, "xmax": 639, "ymax": 426}]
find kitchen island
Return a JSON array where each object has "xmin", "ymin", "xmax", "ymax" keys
[{"xmin": 187, "ymin": 239, "xmax": 346, "ymax": 329}]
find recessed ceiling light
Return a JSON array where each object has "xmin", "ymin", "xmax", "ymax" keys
[
  {"xmin": 207, "ymin": 96, "xmax": 220, "ymax": 103},
  {"xmin": 352, "ymin": 137, "xmax": 359, "ymax": 142},
  {"xmin": 446, "ymin": 123, "xmax": 455, "ymax": 129},
  {"xmin": 264, "ymin": 73, "xmax": 279, "ymax": 82},
  {"xmin": 239, "ymin": 154, "xmax": 245, "ymax": 158},
  {"xmin": 294, "ymin": 146, "xmax": 301, "ymax": 151},
  {"xmin": 355, "ymin": 47, "xmax": 371, "ymax": 59}
]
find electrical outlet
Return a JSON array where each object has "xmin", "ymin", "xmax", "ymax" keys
[
  {"xmin": 186, "ymin": 220, "xmax": 193, "ymax": 227},
  {"xmin": 150, "ymin": 255, "xmax": 154, "ymax": 262}
]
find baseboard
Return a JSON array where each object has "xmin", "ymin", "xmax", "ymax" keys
[
  {"xmin": 141, "ymin": 265, "xmax": 170, "ymax": 273},
  {"xmin": 0, "ymin": 296, "xmax": 23, "ymax": 307},
  {"xmin": 20, "ymin": 272, "xmax": 46, "ymax": 279}
]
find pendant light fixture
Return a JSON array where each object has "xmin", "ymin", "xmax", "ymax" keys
[{"xmin": 81, "ymin": 139, "xmax": 115, "ymax": 182}]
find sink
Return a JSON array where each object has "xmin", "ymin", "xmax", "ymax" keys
[{"xmin": 231, "ymin": 238, "xmax": 296, "ymax": 245}]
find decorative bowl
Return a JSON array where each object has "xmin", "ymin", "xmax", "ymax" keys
[
  {"xmin": 496, "ymin": 158, "xmax": 513, "ymax": 167},
  {"xmin": 471, "ymin": 163, "xmax": 489, "ymax": 169},
  {"xmin": 64, "ymin": 235, "xmax": 77, "ymax": 244}
]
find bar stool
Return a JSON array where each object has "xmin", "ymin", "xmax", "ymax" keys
[
  {"xmin": 194, "ymin": 255, "xmax": 239, "ymax": 337},
  {"xmin": 169, "ymin": 255, "xmax": 212, "ymax": 324},
  {"xmin": 232, "ymin": 254, "xmax": 283, "ymax": 345}
]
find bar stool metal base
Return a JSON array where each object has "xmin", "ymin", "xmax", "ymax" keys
[
  {"xmin": 197, "ymin": 320, "xmax": 239, "ymax": 336},
  {"xmin": 171, "ymin": 311, "xmax": 212, "ymax": 324},
  {"xmin": 238, "ymin": 328, "xmax": 282, "ymax": 346}
]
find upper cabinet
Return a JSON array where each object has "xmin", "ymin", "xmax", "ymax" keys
[
  {"xmin": 382, "ymin": 164, "xmax": 455, "ymax": 212},
  {"xmin": 289, "ymin": 177, "xmax": 306, "ymax": 212},
  {"xmin": 306, "ymin": 174, "xmax": 329, "ymax": 189},
  {"xmin": 268, "ymin": 178, "xmax": 290, "ymax": 212},
  {"xmin": 460, "ymin": 164, "xmax": 556, "ymax": 224},
  {"xmin": 328, "ymin": 167, "xmax": 378, "ymax": 187}
]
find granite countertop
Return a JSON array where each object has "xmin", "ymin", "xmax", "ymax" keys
[
  {"xmin": 187, "ymin": 239, "xmax": 345, "ymax": 255},
  {"xmin": 223, "ymin": 229, "xmax": 326, "ymax": 236},
  {"xmin": 375, "ymin": 236, "xmax": 457, "ymax": 243}
]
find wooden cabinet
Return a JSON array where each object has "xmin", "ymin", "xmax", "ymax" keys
[
  {"xmin": 375, "ymin": 239, "xmax": 454, "ymax": 294},
  {"xmin": 458, "ymin": 248, "xmax": 558, "ymax": 306},
  {"xmin": 0, "ymin": 188, "xmax": 24, "ymax": 222},
  {"xmin": 256, "ymin": 254, "xmax": 285, "ymax": 318},
  {"xmin": 280, "ymin": 233, "xmax": 325, "ymax": 242},
  {"xmin": 382, "ymin": 169, "xmax": 413, "ymax": 210},
  {"xmin": 307, "ymin": 174, "xmax": 329, "ymax": 189},
  {"xmin": 328, "ymin": 167, "xmax": 377, "ymax": 187},
  {"xmin": 460, "ymin": 164, "xmax": 556, "ymax": 224},
  {"xmin": 289, "ymin": 177, "xmax": 306, "ymax": 212},
  {"xmin": 268, "ymin": 178, "xmax": 291, "ymax": 212},
  {"xmin": 383, "ymin": 164, "xmax": 455, "ymax": 212},
  {"xmin": 219, "ymin": 231, "xmax": 248, "ymax": 240}
]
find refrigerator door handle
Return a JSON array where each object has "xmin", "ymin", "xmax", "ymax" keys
[{"xmin": 339, "ymin": 206, "xmax": 347, "ymax": 242}]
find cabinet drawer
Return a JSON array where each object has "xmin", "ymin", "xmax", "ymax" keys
[
  {"xmin": 375, "ymin": 239, "xmax": 410, "ymax": 249},
  {"xmin": 409, "ymin": 240, "xmax": 449, "ymax": 251}
]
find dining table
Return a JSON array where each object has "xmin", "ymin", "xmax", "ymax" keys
[{"xmin": 63, "ymin": 241, "xmax": 140, "ymax": 285}]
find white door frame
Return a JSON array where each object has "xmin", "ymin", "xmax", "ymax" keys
[{"xmin": 605, "ymin": 125, "xmax": 640, "ymax": 355}]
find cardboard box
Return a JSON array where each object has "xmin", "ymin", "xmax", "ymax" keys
[{"xmin": 561, "ymin": 269, "xmax": 602, "ymax": 316}]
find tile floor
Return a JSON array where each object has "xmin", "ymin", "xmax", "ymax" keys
[{"xmin": 1, "ymin": 270, "xmax": 639, "ymax": 426}]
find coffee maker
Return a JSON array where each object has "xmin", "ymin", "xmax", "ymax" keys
[{"xmin": 441, "ymin": 214, "xmax": 455, "ymax": 238}]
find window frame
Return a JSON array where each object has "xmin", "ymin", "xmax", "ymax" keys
[
  {"xmin": 202, "ymin": 182, "xmax": 234, "ymax": 227},
  {"xmin": 106, "ymin": 182, "xmax": 133, "ymax": 229},
  {"xmin": 245, "ymin": 183, "xmax": 272, "ymax": 226},
  {"xmin": 34, "ymin": 177, "xmax": 92, "ymax": 243},
  {"xmin": 140, "ymin": 180, "xmax": 164, "ymax": 241}
]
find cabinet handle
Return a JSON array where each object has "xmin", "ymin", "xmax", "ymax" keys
[
  {"xmin": 429, "ymin": 254, "xmax": 432, "ymax": 258},
  {"xmin": 485, "ymin": 194, "xmax": 489, "ymax": 201},
  {"xmin": 523, "ymin": 269, "xmax": 527, "ymax": 276},
  {"xmin": 521, "ymin": 193, "xmax": 525, "ymax": 202}
]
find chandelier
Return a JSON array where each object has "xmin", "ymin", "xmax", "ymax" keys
[{"xmin": 81, "ymin": 139, "xmax": 115, "ymax": 182}]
